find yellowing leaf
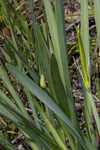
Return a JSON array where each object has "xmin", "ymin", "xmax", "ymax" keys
[
  {"xmin": 76, "ymin": 26, "xmax": 90, "ymax": 88},
  {"xmin": 40, "ymin": 74, "xmax": 46, "ymax": 88}
]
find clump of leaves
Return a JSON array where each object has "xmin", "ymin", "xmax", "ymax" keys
[{"xmin": 0, "ymin": 0, "xmax": 100, "ymax": 150}]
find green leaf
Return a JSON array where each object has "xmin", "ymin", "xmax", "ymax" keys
[
  {"xmin": 50, "ymin": 55, "xmax": 70, "ymax": 117},
  {"xmin": 86, "ymin": 89, "xmax": 100, "ymax": 136},
  {"xmin": 94, "ymin": 0, "xmax": 100, "ymax": 48}
]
